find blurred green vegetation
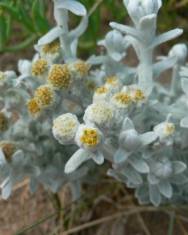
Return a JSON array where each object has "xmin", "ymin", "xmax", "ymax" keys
[{"xmin": 0, "ymin": 0, "xmax": 188, "ymax": 54}]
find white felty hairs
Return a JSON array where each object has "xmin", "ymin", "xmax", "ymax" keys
[{"xmin": 0, "ymin": 0, "xmax": 188, "ymax": 207}]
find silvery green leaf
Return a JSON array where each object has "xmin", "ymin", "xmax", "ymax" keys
[
  {"xmin": 107, "ymin": 169, "xmax": 121, "ymax": 182},
  {"xmin": 70, "ymin": 39, "xmax": 78, "ymax": 57},
  {"xmin": 149, "ymin": 28, "xmax": 183, "ymax": 49},
  {"xmin": 138, "ymin": 63, "xmax": 153, "ymax": 96},
  {"xmin": 122, "ymin": 117, "xmax": 135, "ymax": 130},
  {"xmin": 170, "ymin": 174, "xmax": 188, "ymax": 185},
  {"xmin": 181, "ymin": 77, "xmax": 188, "ymax": 95},
  {"xmin": 149, "ymin": 184, "xmax": 161, "ymax": 206},
  {"xmin": 180, "ymin": 117, "xmax": 188, "ymax": 128},
  {"xmin": 38, "ymin": 26, "xmax": 63, "ymax": 46},
  {"xmin": 153, "ymin": 56, "xmax": 177, "ymax": 79},
  {"xmin": 64, "ymin": 149, "xmax": 91, "ymax": 174},
  {"xmin": 169, "ymin": 43, "xmax": 187, "ymax": 64},
  {"xmin": 114, "ymin": 148, "xmax": 129, "ymax": 163},
  {"xmin": 140, "ymin": 131, "xmax": 157, "ymax": 146},
  {"xmin": 69, "ymin": 16, "xmax": 88, "ymax": 39},
  {"xmin": 172, "ymin": 161, "xmax": 187, "ymax": 174},
  {"xmin": 124, "ymin": 35, "xmax": 140, "ymax": 58},
  {"xmin": 147, "ymin": 173, "xmax": 159, "ymax": 184},
  {"xmin": 0, "ymin": 149, "xmax": 6, "ymax": 165},
  {"xmin": 105, "ymin": 30, "xmax": 126, "ymax": 61},
  {"xmin": 122, "ymin": 166, "xmax": 143, "ymax": 185},
  {"xmin": 135, "ymin": 185, "xmax": 150, "ymax": 204},
  {"xmin": 180, "ymin": 66, "xmax": 188, "ymax": 78},
  {"xmin": 29, "ymin": 178, "xmax": 38, "ymax": 193},
  {"xmin": 92, "ymin": 152, "xmax": 104, "ymax": 165},
  {"xmin": 139, "ymin": 14, "xmax": 156, "ymax": 35},
  {"xmin": 69, "ymin": 181, "xmax": 81, "ymax": 201},
  {"xmin": 158, "ymin": 180, "xmax": 173, "ymax": 198},
  {"xmin": 87, "ymin": 55, "xmax": 106, "ymax": 65},
  {"xmin": 18, "ymin": 60, "xmax": 32, "ymax": 75},
  {"xmin": 109, "ymin": 22, "xmax": 141, "ymax": 39},
  {"xmin": 129, "ymin": 156, "xmax": 149, "ymax": 173},
  {"xmin": 56, "ymin": 0, "xmax": 86, "ymax": 16},
  {"xmin": 12, "ymin": 150, "xmax": 25, "ymax": 165},
  {"xmin": 1, "ymin": 178, "xmax": 12, "ymax": 200}
]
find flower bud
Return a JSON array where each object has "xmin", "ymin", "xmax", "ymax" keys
[
  {"xmin": 52, "ymin": 113, "xmax": 79, "ymax": 144},
  {"xmin": 169, "ymin": 44, "xmax": 188, "ymax": 64},
  {"xmin": 84, "ymin": 102, "xmax": 114, "ymax": 129}
]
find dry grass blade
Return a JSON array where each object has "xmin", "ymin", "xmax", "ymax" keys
[
  {"xmin": 88, "ymin": 0, "xmax": 104, "ymax": 17},
  {"xmin": 62, "ymin": 207, "xmax": 166, "ymax": 235},
  {"xmin": 137, "ymin": 213, "xmax": 151, "ymax": 235}
]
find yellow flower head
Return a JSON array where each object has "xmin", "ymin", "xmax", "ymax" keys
[
  {"xmin": 27, "ymin": 98, "xmax": 41, "ymax": 117},
  {"xmin": 80, "ymin": 128, "xmax": 99, "ymax": 147},
  {"xmin": 132, "ymin": 89, "xmax": 145, "ymax": 102},
  {"xmin": 42, "ymin": 40, "xmax": 60, "ymax": 55},
  {"xmin": 48, "ymin": 64, "xmax": 71, "ymax": 89},
  {"xmin": 105, "ymin": 76, "xmax": 119, "ymax": 86},
  {"xmin": 112, "ymin": 92, "xmax": 132, "ymax": 108},
  {"xmin": 74, "ymin": 60, "xmax": 90, "ymax": 77},
  {"xmin": 164, "ymin": 123, "xmax": 175, "ymax": 136},
  {"xmin": 32, "ymin": 59, "xmax": 48, "ymax": 77},
  {"xmin": 0, "ymin": 112, "xmax": 8, "ymax": 132},
  {"xmin": 95, "ymin": 86, "xmax": 108, "ymax": 94},
  {"xmin": 0, "ymin": 141, "xmax": 16, "ymax": 162},
  {"xmin": 34, "ymin": 85, "xmax": 55, "ymax": 107}
]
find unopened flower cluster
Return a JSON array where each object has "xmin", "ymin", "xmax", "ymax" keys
[{"xmin": 1, "ymin": 0, "xmax": 188, "ymax": 207}]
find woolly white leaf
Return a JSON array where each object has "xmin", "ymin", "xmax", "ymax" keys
[{"xmin": 57, "ymin": 0, "xmax": 86, "ymax": 16}]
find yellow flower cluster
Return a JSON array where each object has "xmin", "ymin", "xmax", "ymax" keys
[
  {"xmin": 80, "ymin": 128, "xmax": 99, "ymax": 147},
  {"xmin": 131, "ymin": 89, "xmax": 145, "ymax": 102},
  {"xmin": 74, "ymin": 60, "xmax": 90, "ymax": 77},
  {"xmin": 32, "ymin": 59, "xmax": 48, "ymax": 77},
  {"xmin": 27, "ymin": 98, "xmax": 41, "ymax": 117},
  {"xmin": 105, "ymin": 76, "xmax": 119, "ymax": 86},
  {"xmin": 27, "ymin": 85, "xmax": 55, "ymax": 117},
  {"xmin": 42, "ymin": 40, "xmax": 60, "ymax": 55},
  {"xmin": 34, "ymin": 85, "xmax": 55, "ymax": 107},
  {"xmin": 48, "ymin": 64, "xmax": 71, "ymax": 89},
  {"xmin": 113, "ymin": 92, "xmax": 132, "ymax": 106},
  {"xmin": 164, "ymin": 123, "xmax": 175, "ymax": 136},
  {"xmin": 95, "ymin": 86, "xmax": 108, "ymax": 94}
]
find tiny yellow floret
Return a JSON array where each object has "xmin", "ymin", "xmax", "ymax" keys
[
  {"xmin": 95, "ymin": 86, "xmax": 108, "ymax": 94},
  {"xmin": 133, "ymin": 89, "xmax": 145, "ymax": 102},
  {"xmin": 42, "ymin": 40, "xmax": 60, "ymax": 54},
  {"xmin": 48, "ymin": 64, "xmax": 71, "ymax": 89},
  {"xmin": 27, "ymin": 98, "xmax": 41, "ymax": 117},
  {"xmin": 34, "ymin": 85, "xmax": 54, "ymax": 107},
  {"xmin": 74, "ymin": 60, "xmax": 90, "ymax": 77},
  {"xmin": 164, "ymin": 123, "xmax": 175, "ymax": 136},
  {"xmin": 114, "ymin": 92, "xmax": 131, "ymax": 105},
  {"xmin": 80, "ymin": 128, "xmax": 99, "ymax": 147},
  {"xmin": 106, "ymin": 76, "xmax": 119, "ymax": 85},
  {"xmin": 32, "ymin": 59, "xmax": 48, "ymax": 77}
]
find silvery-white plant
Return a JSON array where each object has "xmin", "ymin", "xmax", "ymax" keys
[{"xmin": 1, "ymin": 0, "xmax": 188, "ymax": 208}]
